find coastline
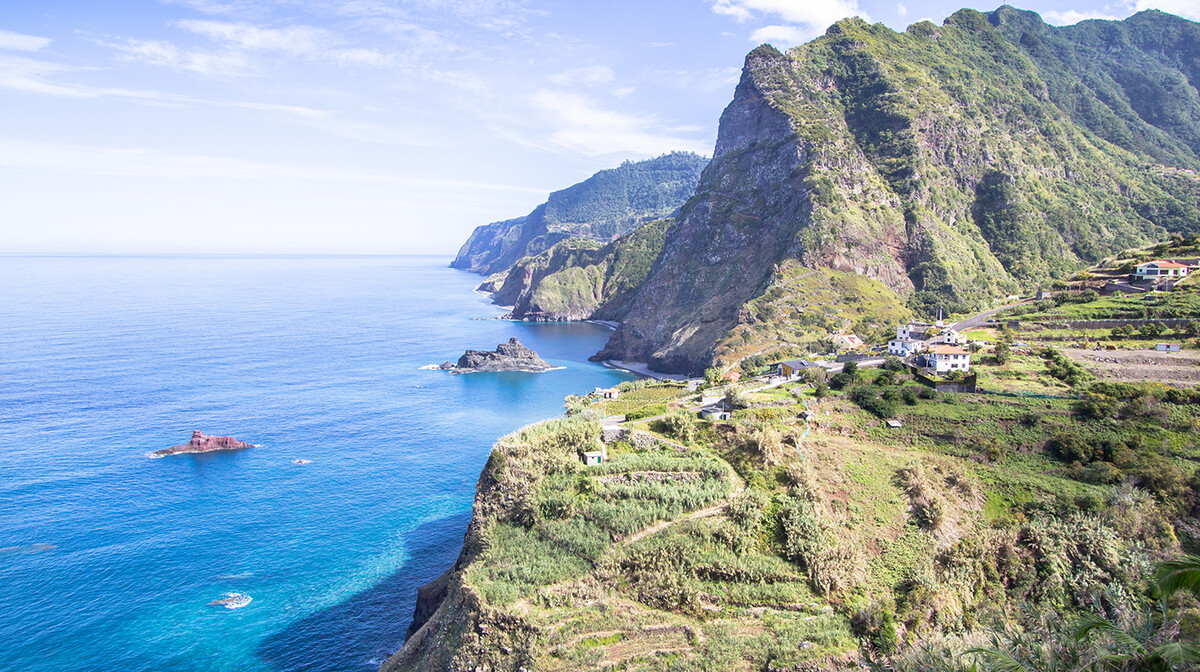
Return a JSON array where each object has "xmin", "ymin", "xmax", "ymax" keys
[{"xmin": 601, "ymin": 359, "xmax": 688, "ymax": 381}]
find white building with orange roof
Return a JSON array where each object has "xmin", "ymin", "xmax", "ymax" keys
[
  {"xmin": 1135, "ymin": 260, "xmax": 1189, "ymax": 283},
  {"xmin": 925, "ymin": 345, "xmax": 971, "ymax": 374}
]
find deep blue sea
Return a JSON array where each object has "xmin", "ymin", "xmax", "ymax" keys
[{"xmin": 0, "ymin": 255, "xmax": 631, "ymax": 672}]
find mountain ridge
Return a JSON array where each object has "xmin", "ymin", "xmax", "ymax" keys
[{"xmin": 451, "ymin": 152, "xmax": 707, "ymax": 276}]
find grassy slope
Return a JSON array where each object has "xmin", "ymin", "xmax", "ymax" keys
[
  {"xmin": 391, "ymin": 367, "xmax": 1198, "ymax": 671},
  {"xmin": 712, "ymin": 262, "xmax": 915, "ymax": 370}
]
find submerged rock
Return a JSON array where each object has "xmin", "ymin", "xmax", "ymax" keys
[
  {"xmin": 150, "ymin": 430, "xmax": 253, "ymax": 458},
  {"xmin": 453, "ymin": 338, "xmax": 554, "ymax": 373}
]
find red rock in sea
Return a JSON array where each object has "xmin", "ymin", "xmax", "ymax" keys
[{"xmin": 150, "ymin": 430, "xmax": 254, "ymax": 458}]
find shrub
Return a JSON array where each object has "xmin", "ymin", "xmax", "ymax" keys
[
  {"xmin": 726, "ymin": 489, "xmax": 769, "ymax": 531},
  {"xmin": 659, "ymin": 410, "xmax": 697, "ymax": 443},
  {"xmin": 829, "ymin": 372, "xmax": 854, "ymax": 390},
  {"xmin": 994, "ymin": 341, "xmax": 1011, "ymax": 364}
]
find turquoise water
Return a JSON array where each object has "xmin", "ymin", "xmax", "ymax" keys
[{"xmin": 0, "ymin": 255, "xmax": 631, "ymax": 672}]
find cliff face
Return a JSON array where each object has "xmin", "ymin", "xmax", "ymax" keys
[
  {"xmin": 597, "ymin": 9, "xmax": 1200, "ymax": 374},
  {"xmin": 451, "ymin": 152, "xmax": 707, "ymax": 276},
  {"xmin": 490, "ymin": 219, "xmax": 672, "ymax": 322}
]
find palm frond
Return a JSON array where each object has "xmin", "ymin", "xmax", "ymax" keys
[
  {"xmin": 1072, "ymin": 614, "xmax": 1147, "ymax": 655},
  {"xmin": 1149, "ymin": 641, "xmax": 1200, "ymax": 667},
  {"xmin": 1155, "ymin": 554, "xmax": 1200, "ymax": 599},
  {"xmin": 963, "ymin": 647, "xmax": 1032, "ymax": 672}
]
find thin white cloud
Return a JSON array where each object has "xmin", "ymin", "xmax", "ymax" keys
[
  {"xmin": 112, "ymin": 38, "xmax": 250, "ymax": 75},
  {"xmin": 0, "ymin": 140, "xmax": 549, "ymax": 194},
  {"xmin": 897, "ymin": 3, "xmax": 908, "ymax": 17},
  {"xmin": 111, "ymin": 20, "xmax": 394, "ymax": 74},
  {"xmin": 750, "ymin": 25, "xmax": 811, "ymax": 45},
  {"xmin": 711, "ymin": 0, "xmax": 868, "ymax": 43},
  {"xmin": 1134, "ymin": 0, "xmax": 1200, "ymax": 20},
  {"xmin": 0, "ymin": 28, "xmax": 51, "ymax": 52},
  {"xmin": 0, "ymin": 54, "xmax": 165, "ymax": 99},
  {"xmin": 530, "ymin": 89, "xmax": 709, "ymax": 157},
  {"xmin": 649, "ymin": 67, "xmax": 741, "ymax": 92},
  {"xmin": 547, "ymin": 65, "xmax": 615, "ymax": 86},
  {"xmin": 1042, "ymin": 9, "xmax": 1120, "ymax": 24},
  {"xmin": 176, "ymin": 20, "xmax": 330, "ymax": 54}
]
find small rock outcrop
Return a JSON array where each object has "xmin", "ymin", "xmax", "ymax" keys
[
  {"xmin": 150, "ymin": 430, "xmax": 254, "ymax": 458},
  {"xmin": 453, "ymin": 338, "xmax": 554, "ymax": 373}
]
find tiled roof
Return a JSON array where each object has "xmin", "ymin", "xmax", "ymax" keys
[
  {"xmin": 927, "ymin": 345, "xmax": 968, "ymax": 355},
  {"xmin": 1142, "ymin": 260, "xmax": 1188, "ymax": 269}
]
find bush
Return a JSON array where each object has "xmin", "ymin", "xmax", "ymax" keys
[
  {"xmin": 813, "ymin": 379, "xmax": 830, "ymax": 398},
  {"xmin": 1042, "ymin": 347, "xmax": 1092, "ymax": 387},
  {"xmin": 659, "ymin": 410, "xmax": 697, "ymax": 443},
  {"xmin": 994, "ymin": 341, "xmax": 1011, "ymax": 364},
  {"xmin": 829, "ymin": 372, "xmax": 854, "ymax": 390}
]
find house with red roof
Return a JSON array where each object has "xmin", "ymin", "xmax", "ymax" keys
[{"xmin": 1135, "ymin": 260, "xmax": 1189, "ymax": 283}]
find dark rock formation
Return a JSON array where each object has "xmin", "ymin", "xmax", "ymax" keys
[
  {"xmin": 453, "ymin": 338, "xmax": 554, "ymax": 373},
  {"xmin": 150, "ymin": 430, "xmax": 253, "ymax": 458}
]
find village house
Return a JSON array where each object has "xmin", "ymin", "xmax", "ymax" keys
[
  {"xmin": 777, "ymin": 358, "xmax": 819, "ymax": 379},
  {"xmin": 1135, "ymin": 260, "xmax": 1190, "ymax": 283},
  {"xmin": 896, "ymin": 323, "xmax": 932, "ymax": 342},
  {"xmin": 924, "ymin": 345, "xmax": 971, "ymax": 374},
  {"xmin": 930, "ymin": 328, "xmax": 964, "ymax": 346},
  {"xmin": 888, "ymin": 339, "xmax": 923, "ymax": 357},
  {"xmin": 831, "ymin": 333, "xmax": 865, "ymax": 351}
]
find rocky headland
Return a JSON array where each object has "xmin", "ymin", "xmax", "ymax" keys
[
  {"xmin": 150, "ymin": 430, "xmax": 254, "ymax": 458},
  {"xmin": 452, "ymin": 338, "xmax": 554, "ymax": 373}
]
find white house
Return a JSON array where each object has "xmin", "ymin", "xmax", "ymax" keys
[
  {"xmin": 929, "ymin": 328, "xmax": 964, "ymax": 346},
  {"xmin": 925, "ymin": 345, "xmax": 971, "ymax": 374},
  {"xmin": 1135, "ymin": 261, "xmax": 1190, "ymax": 283},
  {"xmin": 888, "ymin": 339, "xmax": 923, "ymax": 357}
]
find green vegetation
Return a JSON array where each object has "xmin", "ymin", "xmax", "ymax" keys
[
  {"xmin": 395, "ymin": 346, "xmax": 1200, "ymax": 671},
  {"xmin": 713, "ymin": 262, "xmax": 913, "ymax": 370},
  {"xmin": 491, "ymin": 217, "xmax": 674, "ymax": 321}
]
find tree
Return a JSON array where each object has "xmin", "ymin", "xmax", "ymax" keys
[
  {"xmin": 1111, "ymin": 324, "xmax": 1135, "ymax": 339},
  {"xmin": 1140, "ymin": 322, "xmax": 1166, "ymax": 338},
  {"xmin": 704, "ymin": 367, "xmax": 722, "ymax": 385},
  {"xmin": 1183, "ymin": 321, "xmax": 1200, "ymax": 338},
  {"xmin": 813, "ymin": 379, "xmax": 829, "ymax": 398},
  {"xmin": 843, "ymin": 361, "xmax": 859, "ymax": 378},
  {"xmin": 994, "ymin": 341, "xmax": 1011, "ymax": 365}
]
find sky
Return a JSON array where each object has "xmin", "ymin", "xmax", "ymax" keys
[{"xmin": 2, "ymin": 0, "xmax": 1198, "ymax": 254}]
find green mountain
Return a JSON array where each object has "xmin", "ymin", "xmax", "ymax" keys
[
  {"xmin": 490, "ymin": 219, "xmax": 672, "ymax": 322},
  {"xmin": 592, "ymin": 7, "xmax": 1200, "ymax": 374},
  {"xmin": 451, "ymin": 152, "xmax": 707, "ymax": 276}
]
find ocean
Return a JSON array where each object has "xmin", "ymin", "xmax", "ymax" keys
[{"xmin": 0, "ymin": 255, "xmax": 632, "ymax": 672}]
